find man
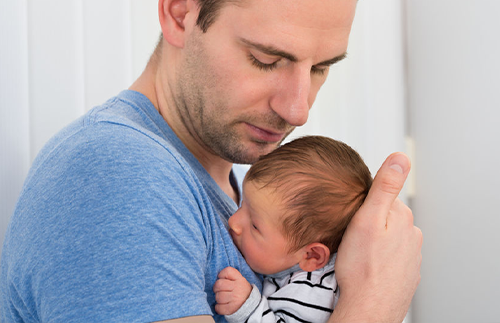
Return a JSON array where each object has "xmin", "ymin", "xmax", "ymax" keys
[{"xmin": 0, "ymin": 0, "xmax": 422, "ymax": 322}]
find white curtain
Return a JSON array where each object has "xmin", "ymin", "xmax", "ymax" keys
[{"xmin": 1, "ymin": 0, "xmax": 160, "ymax": 251}]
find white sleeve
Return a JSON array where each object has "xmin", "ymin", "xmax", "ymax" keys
[
  {"xmin": 225, "ymin": 284, "xmax": 265, "ymax": 323},
  {"xmin": 226, "ymin": 263, "xmax": 338, "ymax": 323},
  {"xmin": 251, "ymin": 266, "xmax": 337, "ymax": 323},
  {"xmin": 224, "ymin": 284, "xmax": 285, "ymax": 323}
]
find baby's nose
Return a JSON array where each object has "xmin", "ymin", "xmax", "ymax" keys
[{"xmin": 228, "ymin": 216, "xmax": 242, "ymax": 235}]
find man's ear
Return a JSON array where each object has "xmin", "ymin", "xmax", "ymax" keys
[
  {"xmin": 298, "ymin": 243, "xmax": 330, "ymax": 272},
  {"xmin": 158, "ymin": 0, "xmax": 197, "ymax": 48}
]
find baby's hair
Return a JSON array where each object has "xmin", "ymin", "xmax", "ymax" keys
[{"xmin": 245, "ymin": 135, "xmax": 373, "ymax": 254}]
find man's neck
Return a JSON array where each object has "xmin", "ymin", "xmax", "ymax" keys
[{"xmin": 129, "ymin": 60, "xmax": 239, "ymax": 204}]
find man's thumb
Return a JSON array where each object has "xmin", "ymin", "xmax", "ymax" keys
[{"xmin": 364, "ymin": 152, "xmax": 411, "ymax": 215}]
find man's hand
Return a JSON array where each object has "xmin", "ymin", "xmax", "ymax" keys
[
  {"xmin": 213, "ymin": 267, "xmax": 252, "ymax": 315},
  {"xmin": 331, "ymin": 153, "xmax": 423, "ymax": 323}
]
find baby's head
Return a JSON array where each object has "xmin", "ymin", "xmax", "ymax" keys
[{"xmin": 229, "ymin": 136, "xmax": 372, "ymax": 275}]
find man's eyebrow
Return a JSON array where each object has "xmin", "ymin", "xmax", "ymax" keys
[
  {"xmin": 240, "ymin": 38, "xmax": 298, "ymax": 62},
  {"xmin": 316, "ymin": 52, "xmax": 348, "ymax": 67},
  {"xmin": 240, "ymin": 38, "xmax": 347, "ymax": 67}
]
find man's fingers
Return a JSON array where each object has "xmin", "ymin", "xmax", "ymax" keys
[
  {"xmin": 363, "ymin": 152, "xmax": 411, "ymax": 216},
  {"xmin": 386, "ymin": 198, "xmax": 414, "ymax": 229}
]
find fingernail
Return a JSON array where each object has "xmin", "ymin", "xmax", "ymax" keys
[
  {"xmin": 389, "ymin": 153, "xmax": 409, "ymax": 174},
  {"xmin": 390, "ymin": 164, "xmax": 404, "ymax": 174}
]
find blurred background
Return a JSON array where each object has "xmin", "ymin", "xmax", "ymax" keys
[{"xmin": 1, "ymin": 0, "xmax": 499, "ymax": 322}]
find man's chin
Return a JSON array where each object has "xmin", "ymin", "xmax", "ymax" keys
[
  {"xmin": 233, "ymin": 144, "xmax": 280, "ymax": 164},
  {"xmin": 215, "ymin": 134, "xmax": 288, "ymax": 164}
]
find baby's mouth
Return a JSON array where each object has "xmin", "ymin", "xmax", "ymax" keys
[{"xmin": 229, "ymin": 230, "xmax": 244, "ymax": 257}]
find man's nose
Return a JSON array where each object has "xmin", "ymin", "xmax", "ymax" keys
[{"xmin": 269, "ymin": 67, "xmax": 311, "ymax": 127}]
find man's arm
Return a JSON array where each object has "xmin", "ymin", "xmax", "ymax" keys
[
  {"xmin": 156, "ymin": 316, "xmax": 215, "ymax": 323},
  {"xmin": 329, "ymin": 153, "xmax": 422, "ymax": 323}
]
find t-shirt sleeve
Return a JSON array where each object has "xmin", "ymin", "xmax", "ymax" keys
[{"xmin": 14, "ymin": 124, "xmax": 215, "ymax": 322}]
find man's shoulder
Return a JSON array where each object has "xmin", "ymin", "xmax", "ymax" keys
[{"xmin": 34, "ymin": 92, "xmax": 192, "ymax": 180}]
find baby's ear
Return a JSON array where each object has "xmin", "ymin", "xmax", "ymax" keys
[{"xmin": 298, "ymin": 243, "xmax": 330, "ymax": 272}]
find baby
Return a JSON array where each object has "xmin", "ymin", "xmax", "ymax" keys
[{"xmin": 214, "ymin": 135, "xmax": 373, "ymax": 323}]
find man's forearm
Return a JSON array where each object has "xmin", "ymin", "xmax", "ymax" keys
[
  {"xmin": 327, "ymin": 296, "xmax": 408, "ymax": 323},
  {"xmin": 155, "ymin": 315, "xmax": 215, "ymax": 323}
]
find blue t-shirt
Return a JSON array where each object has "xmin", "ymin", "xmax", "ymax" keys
[{"xmin": 0, "ymin": 90, "xmax": 261, "ymax": 322}]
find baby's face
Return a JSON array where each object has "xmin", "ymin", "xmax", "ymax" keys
[{"xmin": 228, "ymin": 180, "xmax": 302, "ymax": 275}]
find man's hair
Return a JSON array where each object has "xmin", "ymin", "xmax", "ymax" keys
[
  {"xmin": 245, "ymin": 136, "xmax": 373, "ymax": 254},
  {"xmin": 195, "ymin": 0, "xmax": 241, "ymax": 32}
]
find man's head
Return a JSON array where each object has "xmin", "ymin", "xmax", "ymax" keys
[
  {"xmin": 229, "ymin": 136, "xmax": 372, "ymax": 274},
  {"xmin": 153, "ymin": 0, "xmax": 240, "ymax": 50},
  {"xmin": 196, "ymin": 0, "xmax": 241, "ymax": 33},
  {"xmin": 155, "ymin": 0, "xmax": 357, "ymax": 164}
]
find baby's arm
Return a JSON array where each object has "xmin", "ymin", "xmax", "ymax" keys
[
  {"xmin": 215, "ymin": 267, "xmax": 325, "ymax": 323},
  {"xmin": 214, "ymin": 267, "xmax": 274, "ymax": 323}
]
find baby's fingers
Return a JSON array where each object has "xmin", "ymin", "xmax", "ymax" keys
[
  {"xmin": 215, "ymin": 290, "xmax": 234, "ymax": 305},
  {"xmin": 218, "ymin": 266, "xmax": 243, "ymax": 281},
  {"xmin": 215, "ymin": 302, "xmax": 233, "ymax": 316},
  {"xmin": 213, "ymin": 278, "xmax": 233, "ymax": 293}
]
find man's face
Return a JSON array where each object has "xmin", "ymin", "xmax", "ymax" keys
[{"xmin": 174, "ymin": 0, "xmax": 357, "ymax": 164}]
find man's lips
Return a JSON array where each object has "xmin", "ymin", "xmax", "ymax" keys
[{"xmin": 245, "ymin": 123, "xmax": 286, "ymax": 143}]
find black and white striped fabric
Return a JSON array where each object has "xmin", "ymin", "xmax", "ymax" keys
[{"xmin": 225, "ymin": 255, "xmax": 338, "ymax": 323}]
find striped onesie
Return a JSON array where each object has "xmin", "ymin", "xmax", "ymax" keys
[{"xmin": 225, "ymin": 255, "xmax": 338, "ymax": 323}]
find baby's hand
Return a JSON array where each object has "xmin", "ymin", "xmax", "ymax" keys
[{"xmin": 213, "ymin": 267, "xmax": 252, "ymax": 315}]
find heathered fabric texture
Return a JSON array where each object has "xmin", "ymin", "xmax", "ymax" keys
[{"xmin": 0, "ymin": 90, "xmax": 261, "ymax": 322}]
